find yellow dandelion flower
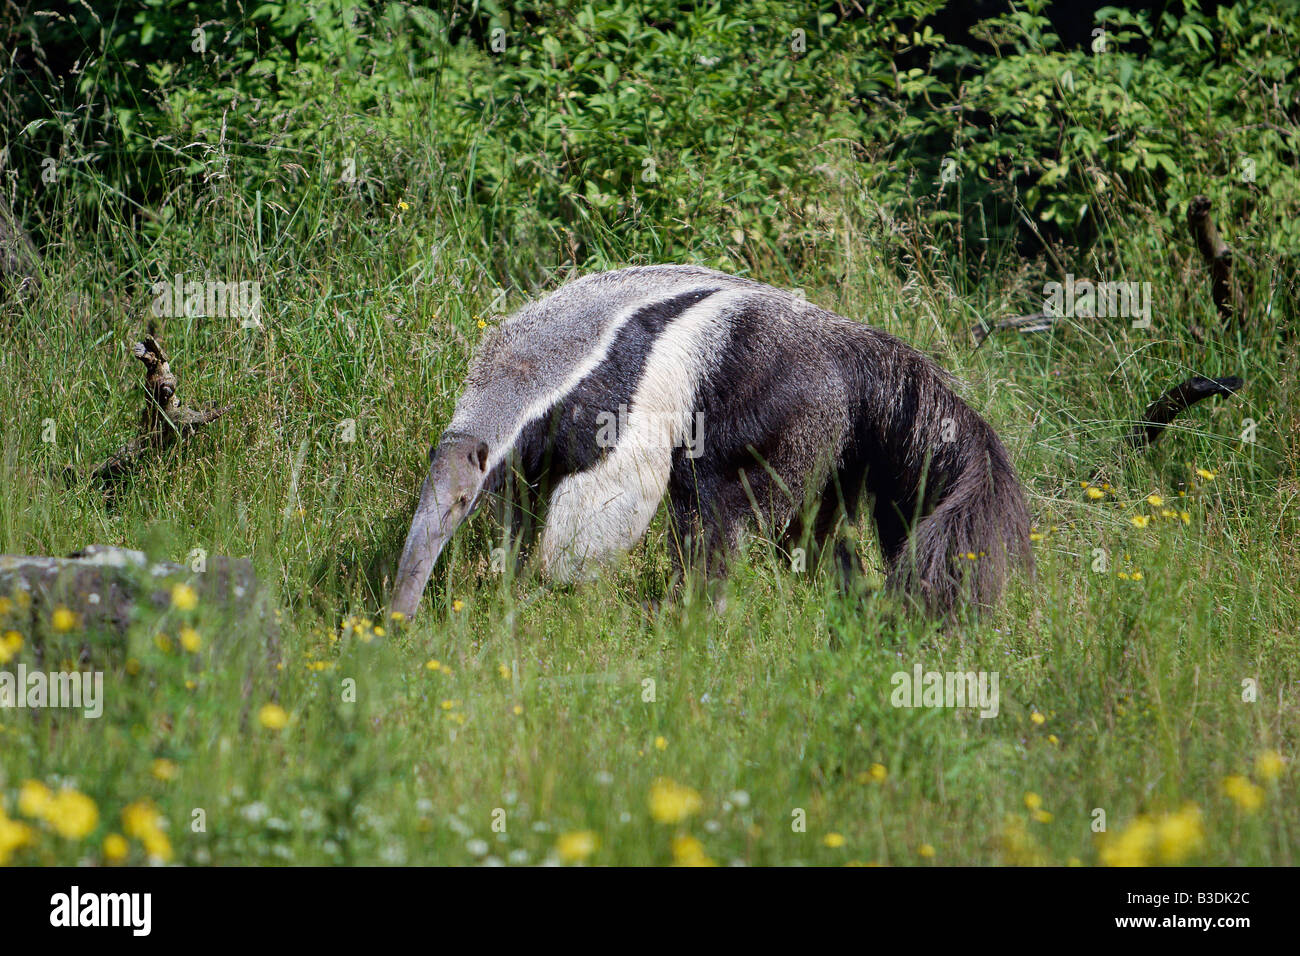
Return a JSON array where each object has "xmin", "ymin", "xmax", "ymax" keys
[
  {"xmin": 426, "ymin": 659, "xmax": 442, "ymax": 671},
  {"xmin": 672, "ymin": 834, "xmax": 715, "ymax": 866},
  {"xmin": 1195, "ymin": 467, "xmax": 1216, "ymax": 480},
  {"xmin": 1222, "ymin": 775, "xmax": 1264, "ymax": 812},
  {"xmin": 1255, "ymin": 750, "xmax": 1285, "ymax": 781},
  {"xmin": 1029, "ymin": 531, "xmax": 1044, "ymax": 541},
  {"xmin": 648, "ymin": 777, "xmax": 702, "ymax": 824},
  {"xmin": 1047, "ymin": 734, "xmax": 1059, "ymax": 745},
  {"xmin": 1032, "ymin": 809, "xmax": 1054, "ymax": 823},
  {"xmin": 555, "ymin": 829, "xmax": 598, "ymax": 863},
  {"xmin": 1179, "ymin": 511, "xmax": 1191, "ymax": 524},
  {"xmin": 918, "ymin": 843, "xmax": 936, "ymax": 858},
  {"xmin": 51, "ymin": 606, "xmax": 80, "ymax": 632},
  {"xmin": 654, "ymin": 735, "xmax": 667, "ymax": 751},
  {"xmin": 1030, "ymin": 711, "xmax": 1045, "ymax": 725},
  {"xmin": 1085, "ymin": 487, "xmax": 1105, "ymax": 500},
  {"xmin": 512, "ymin": 704, "xmax": 523, "ymax": 716},
  {"xmin": 151, "ymin": 758, "xmax": 179, "ymax": 782},
  {"xmin": 1100, "ymin": 816, "xmax": 1156, "ymax": 867},
  {"xmin": 1160, "ymin": 508, "xmax": 1177, "ymax": 519},
  {"xmin": 179, "ymin": 627, "xmax": 202, "ymax": 653},
  {"xmin": 822, "ymin": 832, "xmax": 846, "ymax": 848},
  {"xmin": 397, "ymin": 200, "xmax": 410, "ymax": 211},
  {"xmin": 0, "ymin": 815, "xmax": 36, "ymax": 865},
  {"xmin": 498, "ymin": 663, "xmax": 511, "ymax": 680},
  {"xmin": 1024, "ymin": 792, "xmax": 1042, "ymax": 810},
  {"xmin": 477, "ymin": 318, "xmax": 487, "ymax": 329},
  {"xmin": 1146, "ymin": 494, "xmax": 1164, "ymax": 506},
  {"xmin": 451, "ymin": 599, "xmax": 465, "ymax": 612},
  {"xmin": 1130, "ymin": 515, "xmax": 1150, "ymax": 528},
  {"xmin": 258, "ymin": 703, "xmax": 289, "ymax": 730},
  {"xmin": 170, "ymin": 583, "xmax": 198, "ymax": 611},
  {"xmin": 1156, "ymin": 805, "xmax": 1204, "ymax": 864},
  {"xmin": 389, "ymin": 611, "xmax": 406, "ymax": 623},
  {"xmin": 46, "ymin": 789, "xmax": 99, "ymax": 839},
  {"xmin": 17, "ymin": 779, "xmax": 53, "ymax": 819},
  {"xmin": 0, "ymin": 630, "xmax": 21, "ymax": 665},
  {"xmin": 102, "ymin": 832, "xmax": 129, "ymax": 863}
]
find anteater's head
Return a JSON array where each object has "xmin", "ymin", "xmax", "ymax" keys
[{"xmin": 389, "ymin": 431, "xmax": 490, "ymax": 618}]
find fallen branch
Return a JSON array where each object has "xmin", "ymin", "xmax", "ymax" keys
[
  {"xmin": 1123, "ymin": 375, "xmax": 1244, "ymax": 450},
  {"xmin": 87, "ymin": 330, "xmax": 231, "ymax": 485},
  {"xmin": 1186, "ymin": 195, "xmax": 1242, "ymax": 327},
  {"xmin": 970, "ymin": 311, "xmax": 1067, "ymax": 348}
]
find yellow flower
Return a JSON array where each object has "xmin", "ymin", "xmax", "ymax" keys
[
  {"xmin": 102, "ymin": 833, "xmax": 129, "ymax": 863},
  {"xmin": 1032, "ymin": 809, "xmax": 1054, "ymax": 823},
  {"xmin": 1195, "ymin": 467, "xmax": 1216, "ymax": 480},
  {"xmin": 1029, "ymin": 531, "xmax": 1044, "ymax": 541},
  {"xmin": 0, "ymin": 813, "xmax": 35, "ymax": 865},
  {"xmin": 1130, "ymin": 571, "xmax": 1143, "ymax": 581},
  {"xmin": 671, "ymin": 834, "xmax": 715, "ymax": 866},
  {"xmin": 477, "ymin": 318, "xmax": 487, "ymax": 329},
  {"xmin": 1024, "ymin": 792, "xmax": 1042, "ymax": 810},
  {"xmin": 1179, "ymin": 511, "xmax": 1191, "ymax": 524},
  {"xmin": 425, "ymin": 659, "xmax": 442, "ymax": 672},
  {"xmin": 1047, "ymin": 734, "xmax": 1059, "ymax": 745},
  {"xmin": 45, "ymin": 789, "xmax": 99, "ymax": 839},
  {"xmin": 178, "ymin": 627, "xmax": 201, "ymax": 652},
  {"xmin": 121, "ymin": 801, "xmax": 162, "ymax": 839},
  {"xmin": 151, "ymin": 758, "xmax": 179, "ymax": 782},
  {"xmin": 498, "ymin": 663, "xmax": 511, "ymax": 680},
  {"xmin": 1156, "ymin": 805, "xmax": 1204, "ymax": 863},
  {"xmin": 1255, "ymin": 750, "xmax": 1285, "ymax": 781},
  {"xmin": 17, "ymin": 779, "xmax": 53, "ymax": 819},
  {"xmin": 1146, "ymin": 494, "xmax": 1164, "ymax": 506},
  {"xmin": 388, "ymin": 611, "xmax": 406, "ymax": 623},
  {"xmin": 451, "ymin": 599, "xmax": 465, "ymax": 612},
  {"xmin": 654, "ymin": 735, "xmax": 667, "ymax": 751},
  {"xmin": 1030, "ymin": 711, "xmax": 1045, "ymax": 725},
  {"xmin": 1130, "ymin": 515, "xmax": 1150, "ymax": 528},
  {"xmin": 258, "ymin": 703, "xmax": 289, "ymax": 730},
  {"xmin": 863, "ymin": 763, "xmax": 888, "ymax": 783},
  {"xmin": 822, "ymin": 832, "xmax": 846, "ymax": 848},
  {"xmin": 397, "ymin": 199, "xmax": 410, "ymax": 211},
  {"xmin": 51, "ymin": 606, "xmax": 80, "ymax": 632},
  {"xmin": 555, "ymin": 830, "xmax": 598, "ymax": 863},
  {"xmin": 918, "ymin": 843, "xmax": 936, "ymax": 858},
  {"xmin": 1160, "ymin": 508, "xmax": 1177, "ymax": 519},
  {"xmin": 1222, "ymin": 775, "xmax": 1264, "ymax": 812},
  {"xmin": 512, "ymin": 704, "xmax": 524, "ymax": 716},
  {"xmin": 1100, "ymin": 816, "xmax": 1156, "ymax": 867},
  {"xmin": 170, "ymin": 583, "xmax": 198, "ymax": 611},
  {"xmin": 0, "ymin": 597, "xmax": 10, "ymax": 616},
  {"xmin": 0, "ymin": 630, "xmax": 21, "ymax": 664},
  {"xmin": 648, "ymin": 778, "xmax": 702, "ymax": 824},
  {"xmin": 1085, "ymin": 487, "xmax": 1105, "ymax": 500}
]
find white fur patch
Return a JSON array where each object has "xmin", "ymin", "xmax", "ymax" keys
[
  {"xmin": 540, "ymin": 290, "xmax": 741, "ymax": 579},
  {"xmin": 470, "ymin": 285, "xmax": 721, "ymax": 476}
]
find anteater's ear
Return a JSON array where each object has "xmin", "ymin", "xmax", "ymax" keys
[{"xmin": 473, "ymin": 441, "xmax": 489, "ymax": 472}]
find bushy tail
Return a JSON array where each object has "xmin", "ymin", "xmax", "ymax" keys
[{"xmin": 884, "ymin": 406, "xmax": 1033, "ymax": 617}]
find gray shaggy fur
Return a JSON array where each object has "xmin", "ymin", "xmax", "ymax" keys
[{"xmin": 390, "ymin": 265, "xmax": 1032, "ymax": 618}]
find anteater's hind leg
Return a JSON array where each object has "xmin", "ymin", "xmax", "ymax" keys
[{"xmin": 786, "ymin": 459, "xmax": 866, "ymax": 591}]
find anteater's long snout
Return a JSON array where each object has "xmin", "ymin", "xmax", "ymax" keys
[{"xmin": 390, "ymin": 482, "xmax": 453, "ymax": 618}]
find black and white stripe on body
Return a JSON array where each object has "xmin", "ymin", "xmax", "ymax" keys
[{"xmin": 389, "ymin": 265, "xmax": 1032, "ymax": 618}]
